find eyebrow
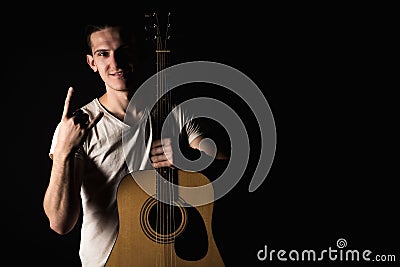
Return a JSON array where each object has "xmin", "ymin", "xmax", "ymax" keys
[
  {"xmin": 93, "ymin": 44, "xmax": 131, "ymax": 54},
  {"xmin": 93, "ymin": 49, "xmax": 109, "ymax": 55}
]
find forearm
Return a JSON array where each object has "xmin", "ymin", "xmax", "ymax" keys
[
  {"xmin": 43, "ymin": 153, "xmax": 81, "ymax": 235},
  {"xmin": 191, "ymin": 149, "xmax": 229, "ymax": 182},
  {"xmin": 188, "ymin": 136, "xmax": 229, "ymax": 181}
]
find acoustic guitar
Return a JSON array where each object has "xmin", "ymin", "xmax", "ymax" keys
[{"xmin": 105, "ymin": 12, "xmax": 225, "ymax": 267}]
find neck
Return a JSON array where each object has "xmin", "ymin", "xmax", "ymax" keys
[{"xmin": 99, "ymin": 90, "xmax": 131, "ymax": 121}]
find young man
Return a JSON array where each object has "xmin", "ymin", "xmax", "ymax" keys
[{"xmin": 43, "ymin": 21, "xmax": 227, "ymax": 266}]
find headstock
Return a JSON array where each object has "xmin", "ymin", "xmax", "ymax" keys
[{"xmin": 144, "ymin": 12, "xmax": 172, "ymax": 51}]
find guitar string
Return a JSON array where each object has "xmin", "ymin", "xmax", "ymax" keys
[
  {"xmin": 159, "ymin": 42, "xmax": 166, "ymax": 267},
  {"xmin": 155, "ymin": 12, "xmax": 176, "ymax": 266},
  {"xmin": 164, "ymin": 20, "xmax": 176, "ymax": 267},
  {"xmin": 162, "ymin": 41, "xmax": 175, "ymax": 267},
  {"xmin": 168, "ymin": 20, "xmax": 177, "ymax": 266},
  {"xmin": 157, "ymin": 32, "xmax": 166, "ymax": 267},
  {"xmin": 156, "ymin": 23, "xmax": 161, "ymax": 266},
  {"xmin": 162, "ymin": 40, "xmax": 169, "ymax": 267},
  {"xmin": 166, "ymin": 46, "xmax": 176, "ymax": 267}
]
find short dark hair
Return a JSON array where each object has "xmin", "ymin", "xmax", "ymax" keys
[{"xmin": 84, "ymin": 17, "xmax": 144, "ymax": 55}]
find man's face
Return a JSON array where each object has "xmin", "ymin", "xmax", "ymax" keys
[{"xmin": 86, "ymin": 26, "xmax": 138, "ymax": 92}]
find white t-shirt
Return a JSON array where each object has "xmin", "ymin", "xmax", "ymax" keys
[{"xmin": 49, "ymin": 98, "xmax": 202, "ymax": 267}]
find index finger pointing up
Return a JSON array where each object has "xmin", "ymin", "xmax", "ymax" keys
[{"xmin": 62, "ymin": 87, "xmax": 74, "ymax": 119}]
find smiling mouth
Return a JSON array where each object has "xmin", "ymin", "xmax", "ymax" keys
[{"xmin": 111, "ymin": 70, "xmax": 130, "ymax": 78}]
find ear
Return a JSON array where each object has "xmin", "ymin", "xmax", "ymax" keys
[{"xmin": 86, "ymin": 54, "xmax": 98, "ymax": 72}]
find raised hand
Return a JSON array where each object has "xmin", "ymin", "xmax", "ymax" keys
[{"xmin": 53, "ymin": 87, "xmax": 103, "ymax": 158}]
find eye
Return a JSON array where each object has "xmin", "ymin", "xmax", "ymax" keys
[{"xmin": 96, "ymin": 50, "xmax": 110, "ymax": 57}]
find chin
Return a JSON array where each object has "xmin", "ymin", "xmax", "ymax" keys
[{"xmin": 109, "ymin": 81, "xmax": 128, "ymax": 90}]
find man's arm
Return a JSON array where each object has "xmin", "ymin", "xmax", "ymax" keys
[
  {"xmin": 43, "ymin": 152, "xmax": 82, "ymax": 235},
  {"xmin": 189, "ymin": 136, "xmax": 229, "ymax": 182},
  {"xmin": 43, "ymin": 87, "xmax": 103, "ymax": 235}
]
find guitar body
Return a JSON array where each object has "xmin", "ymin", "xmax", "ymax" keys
[{"xmin": 105, "ymin": 170, "xmax": 225, "ymax": 267}]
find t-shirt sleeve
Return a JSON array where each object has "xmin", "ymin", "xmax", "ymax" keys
[
  {"xmin": 185, "ymin": 118, "xmax": 204, "ymax": 144},
  {"xmin": 49, "ymin": 123, "xmax": 60, "ymax": 160}
]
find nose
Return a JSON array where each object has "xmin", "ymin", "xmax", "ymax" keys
[{"xmin": 113, "ymin": 49, "xmax": 131, "ymax": 70}]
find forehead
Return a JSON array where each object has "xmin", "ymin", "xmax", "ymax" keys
[{"xmin": 90, "ymin": 27, "xmax": 124, "ymax": 50}]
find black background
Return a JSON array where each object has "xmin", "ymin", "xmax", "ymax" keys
[{"xmin": 3, "ymin": 3, "xmax": 398, "ymax": 267}]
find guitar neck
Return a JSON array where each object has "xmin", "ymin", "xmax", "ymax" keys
[
  {"xmin": 151, "ymin": 17, "xmax": 173, "ymax": 138},
  {"xmin": 152, "ymin": 49, "xmax": 172, "ymax": 134}
]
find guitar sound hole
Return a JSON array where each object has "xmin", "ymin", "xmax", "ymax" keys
[
  {"xmin": 140, "ymin": 196, "xmax": 187, "ymax": 244},
  {"xmin": 148, "ymin": 203, "xmax": 183, "ymax": 235}
]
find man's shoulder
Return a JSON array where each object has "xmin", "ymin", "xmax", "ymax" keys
[
  {"xmin": 81, "ymin": 98, "xmax": 98, "ymax": 109},
  {"xmin": 80, "ymin": 98, "xmax": 102, "ymax": 117}
]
